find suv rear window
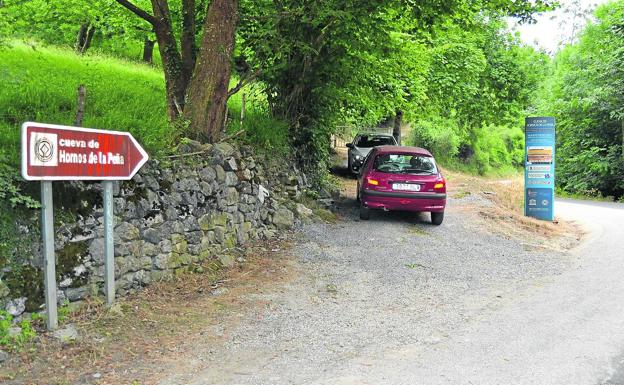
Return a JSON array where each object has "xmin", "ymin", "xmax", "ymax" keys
[
  {"xmin": 356, "ymin": 135, "xmax": 395, "ymax": 148},
  {"xmin": 373, "ymin": 154, "xmax": 437, "ymax": 175}
]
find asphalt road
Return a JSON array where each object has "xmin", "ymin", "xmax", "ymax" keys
[
  {"xmin": 159, "ymin": 193, "xmax": 624, "ymax": 385},
  {"xmin": 311, "ymin": 198, "xmax": 624, "ymax": 385}
]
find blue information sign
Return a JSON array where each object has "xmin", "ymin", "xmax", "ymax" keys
[{"xmin": 525, "ymin": 117, "xmax": 555, "ymax": 221}]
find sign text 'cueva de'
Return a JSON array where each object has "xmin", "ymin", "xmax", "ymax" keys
[{"xmin": 22, "ymin": 122, "xmax": 148, "ymax": 180}]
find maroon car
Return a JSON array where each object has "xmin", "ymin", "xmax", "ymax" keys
[{"xmin": 356, "ymin": 146, "xmax": 447, "ymax": 225}]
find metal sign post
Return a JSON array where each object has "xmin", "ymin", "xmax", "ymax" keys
[
  {"xmin": 21, "ymin": 122, "xmax": 148, "ymax": 330},
  {"xmin": 102, "ymin": 181, "xmax": 115, "ymax": 306},
  {"xmin": 41, "ymin": 181, "xmax": 58, "ymax": 330}
]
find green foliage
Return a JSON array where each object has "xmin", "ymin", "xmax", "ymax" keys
[
  {"xmin": 0, "ymin": 0, "xmax": 159, "ymax": 62},
  {"xmin": 537, "ymin": 1, "xmax": 624, "ymax": 199},
  {"xmin": 0, "ymin": 43, "xmax": 173, "ymax": 165},
  {"xmin": 0, "ymin": 155, "xmax": 39, "ymax": 208},
  {"xmin": 239, "ymin": 0, "xmax": 552, "ymax": 165},
  {"xmin": 0, "ymin": 310, "xmax": 37, "ymax": 350},
  {"xmin": 407, "ymin": 15, "xmax": 545, "ymax": 175},
  {"xmin": 410, "ymin": 118, "xmax": 524, "ymax": 175},
  {"xmin": 1, "ymin": 0, "xmax": 555, "ymax": 182},
  {"xmin": 410, "ymin": 117, "xmax": 461, "ymax": 163},
  {"xmin": 470, "ymin": 124, "xmax": 523, "ymax": 174},
  {"xmin": 226, "ymin": 86, "xmax": 290, "ymax": 156}
]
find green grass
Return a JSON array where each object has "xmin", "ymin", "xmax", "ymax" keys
[
  {"xmin": 225, "ymin": 86, "xmax": 290, "ymax": 156},
  {"xmin": 440, "ymin": 159, "xmax": 522, "ymax": 178},
  {"xmin": 0, "ymin": 42, "xmax": 291, "ymax": 166},
  {"xmin": 555, "ymin": 187, "xmax": 623, "ymax": 203},
  {"xmin": 0, "ymin": 42, "xmax": 173, "ymax": 166}
]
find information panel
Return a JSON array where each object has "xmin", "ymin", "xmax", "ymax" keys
[{"xmin": 525, "ymin": 117, "xmax": 555, "ymax": 221}]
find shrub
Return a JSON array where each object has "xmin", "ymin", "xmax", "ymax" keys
[
  {"xmin": 0, "ymin": 310, "xmax": 37, "ymax": 350},
  {"xmin": 409, "ymin": 116, "xmax": 461, "ymax": 163}
]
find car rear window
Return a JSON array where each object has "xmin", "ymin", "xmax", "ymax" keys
[
  {"xmin": 356, "ymin": 135, "xmax": 395, "ymax": 148},
  {"xmin": 373, "ymin": 154, "xmax": 437, "ymax": 175}
]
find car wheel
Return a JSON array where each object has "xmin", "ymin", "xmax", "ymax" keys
[
  {"xmin": 356, "ymin": 183, "xmax": 360, "ymax": 202},
  {"xmin": 360, "ymin": 202, "xmax": 370, "ymax": 220},
  {"xmin": 431, "ymin": 211, "xmax": 444, "ymax": 226},
  {"xmin": 347, "ymin": 158, "xmax": 352, "ymax": 173}
]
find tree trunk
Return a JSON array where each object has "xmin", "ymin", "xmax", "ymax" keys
[
  {"xmin": 75, "ymin": 23, "xmax": 89, "ymax": 54},
  {"xmin": 184, "ymin": 0, "xmax": 239, "ymax": 142},
  {"xmin": 393, "ymin": 110, "xmax": 403, "ymax": 145},
  {"xmin": 82, "ymin": 25, "xmax": 95, "ymax": 54},
  {"xmin": 240, "ymin": 93, "xmax": 246, "ymax": 128},
  {"xmin": 181, "ymin": 0, "xmax": 196, "ymax": 90},
  {"xmin": 75, "ymin": 85, "xmax": 87, "ymax": 126},
  {"xmin": 142, "ymin": 37, "xmax": 155, "ymax": 64},
  {"xmin": 151, "ymin": 0, "xmax": 187, "ymax": 120},
  {"xmin": 115, "ymin": 0, "xmax": 235, "ymax": 136},
  {"xmin": 75, "ymin": 23, "xmax": 95, "ymax": 54}
]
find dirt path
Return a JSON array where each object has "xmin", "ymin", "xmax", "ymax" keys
[{"xmin": 155, "ymin": 163, "xmax": 584, "ymax": 385}]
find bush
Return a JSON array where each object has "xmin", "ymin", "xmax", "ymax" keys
[
  {"xmin": 409, "ymin": 116, "xmax": 461, "ymax": 163},
  {"xmin": 471, "ymin": 124, "xmax": 514, "ymax": 174},
  {"xmin": 0, "ymin": 310, "xmax": 37, "ymax": 350},
  {"xmin": 223, "ymin": 85, "xmax": 291, "ymax": 156},
  {"xmin": 410, "ymin": 117, "xmax": 524, "ymax": 175}
]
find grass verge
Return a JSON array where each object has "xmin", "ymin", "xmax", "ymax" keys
[
  {"xmin": 0, "ymin": 238, "xmax": 297, "ymax": 385},
  {"xmin": 446, "ymin": 169, "xmax": 583, "ymax": 250}
]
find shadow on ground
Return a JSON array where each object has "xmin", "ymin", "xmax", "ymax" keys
[{"xmin": 329, "ymin": 156, "xmax": 432, "ymax": 226}]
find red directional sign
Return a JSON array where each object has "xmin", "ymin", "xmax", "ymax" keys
[{"xmin": 21, "ymin": 122, "xmax": 149, "ymax": 181}]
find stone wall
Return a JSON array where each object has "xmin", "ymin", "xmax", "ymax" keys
[{"xmin": 1, "ymin": 141, "xmax": 322, "ymax": 315}]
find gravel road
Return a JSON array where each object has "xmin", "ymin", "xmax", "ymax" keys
[{"xmin": 158, "ymin": 170, "xmax": 588, "ymax": 385}]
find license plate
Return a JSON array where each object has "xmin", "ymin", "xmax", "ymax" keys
[{"xmin": 392, "ymin": 183, "xmax": 420, "ymax": 191}]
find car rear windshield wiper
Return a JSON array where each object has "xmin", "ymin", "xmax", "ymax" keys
[{"xmin": 401, "ymin": 169, "xmax": 435, "ymax": 174}]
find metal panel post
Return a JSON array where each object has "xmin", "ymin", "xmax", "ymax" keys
[
  {"xmin": 102, "ymin": 181, "xmax": 115, "ymax": 306},
  {"xmin": 41, "ymin": 181, "xmax": 58, "ymax": 331}
]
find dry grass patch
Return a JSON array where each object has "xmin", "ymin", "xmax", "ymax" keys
[
  {"xmin": 445, "ymin": 169, "xmax": 583, "ymax": 250},
  {"xmin": 0, "ymin": 239, "xmax": 298, "ymax": 385}
]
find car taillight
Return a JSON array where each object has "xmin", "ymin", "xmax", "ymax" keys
[
  {"xmin": 366, "ymin": 178, "xmax": 379, "ymax": 186},
  {"xmin": 434, "ymin": 177, "xmax": 445, "ymax": 190}
]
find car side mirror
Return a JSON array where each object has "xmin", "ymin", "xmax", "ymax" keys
[{"xmin": 346, "ymin": 143, "xmax": 353, "ymax": 148}]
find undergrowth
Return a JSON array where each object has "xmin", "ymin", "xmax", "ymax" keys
[
  {"xmin": 225, "ymin": 84, "xmax": 291, "ymax": 156},
  {"xmin": 0, "ymin": 310, "xmax": 37, "ymax": 351}
]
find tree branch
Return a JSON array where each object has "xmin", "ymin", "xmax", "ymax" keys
[
  {"xmin": 115, "ymin": 0, "xmax": 158, "ymax": 25},
  {"xmin": 228, "ymin": 69, "xmax": 262, "ymax": 99}
]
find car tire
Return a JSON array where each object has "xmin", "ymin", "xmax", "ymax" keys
[
  {"xmin": 431, "ymin": 211, "xmax": 444, "ymax": 226},
  {"xmin": 347, "ymin": 158, "xmax": 352, "ymax": 174},
  {"xmin": 360, "ymin": 203, "xmax": 370, "ymax": 220},
  {"xmin": 356, "ymin": 184, "xmax": 360, "ymax": 202}
]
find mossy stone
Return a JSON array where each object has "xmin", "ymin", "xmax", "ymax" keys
[
  {"xmin": 4, "ymin": 265, "xmax": 44, "ymax": 312},
  {"xmin": 218, "ymin": 254, "xmax": 235, "ymax": 267}
]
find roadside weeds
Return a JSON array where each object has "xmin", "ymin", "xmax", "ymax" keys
[
  {"xmin": 0, "ymin": 238, "xmax": 298, "ymax": 385},
  {"xmin": 446, "ymin": 170, "xmax": 584, "ymax": 251}
]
